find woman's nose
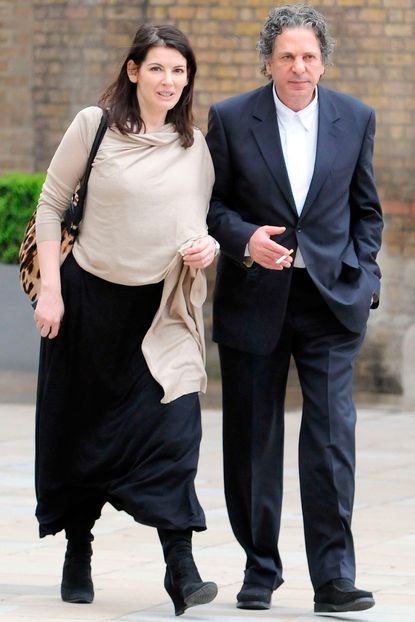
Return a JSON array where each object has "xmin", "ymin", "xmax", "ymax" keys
[{"xmin": 162, "ymin": 71, "xmax": 173, "ymax": 84}]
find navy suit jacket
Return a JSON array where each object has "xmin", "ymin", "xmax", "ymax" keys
[{"xmin": 206, "ymin": 82, "xmax": 383, "ymax": 355}]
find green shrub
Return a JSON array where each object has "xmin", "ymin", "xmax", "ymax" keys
[{"xmin": 0, "ymin": 172, "xmax": 46, "ymax": 264}]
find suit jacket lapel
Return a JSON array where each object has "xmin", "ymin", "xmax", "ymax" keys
[
  {"xmin": 301, "ymin": 87, "xmax": 341, "ymax": 217},
  {"xmin": 250, "ymin": 84, "xmax": 342, "ymax": 219},
  {"xmin": 251, "ymin": 83, "xmax": 296, "ymax": 212}
]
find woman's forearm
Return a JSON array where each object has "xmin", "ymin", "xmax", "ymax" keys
[
  {"xmin": 34, "ymin": 240, "xmax": 64, "ymax": 339},
  {"xmin": 37, "ymin": 240, "xmax": 62, "ymax": 293}
]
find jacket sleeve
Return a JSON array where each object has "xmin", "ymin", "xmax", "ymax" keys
[
  {"xmin": 349, "ymin": 110, "xmax": 383, "ymax": 306},
  {"xmin": 206, "ymin": 104, "xmax": 258, "ymax": 264}
]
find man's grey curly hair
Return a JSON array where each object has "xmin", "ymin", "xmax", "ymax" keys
[{"xmin": 257, "ymin": 4, "xmax": 336, "ymax": 75}]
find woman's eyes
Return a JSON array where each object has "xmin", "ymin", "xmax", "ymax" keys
[{"xmin": 149, "ymin": 66, "xmax": 185, "ymax": 73}]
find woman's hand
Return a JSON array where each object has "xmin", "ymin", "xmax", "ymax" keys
[
  {"xmin": 34, "ymin": 287, "xmax": 64, "ymax": 339},
  {"xmin": 181, "ymin": 236, "xmax": 218, "ymax": 269},
  {"xmin": 34, "ymin": 240, "xmax": 64, "ymax": 338}
]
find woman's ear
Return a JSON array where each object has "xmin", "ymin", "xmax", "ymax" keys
[{"xmin": 127, "ymin": 60, "xmax": 138, "ymax": 83}]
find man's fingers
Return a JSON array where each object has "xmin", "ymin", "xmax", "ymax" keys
[
  {"xmin": 259, "ymin": 239, "xmax": 292, "ymax": 257},
  {"xmin": 275, "ymin": 249, "xmax": 294, "ymax": 264},
  {"xmin": 263, "ymin": 225, "xmax": 286, "ymax": 236}
]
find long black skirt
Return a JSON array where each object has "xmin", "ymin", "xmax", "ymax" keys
[{"xmin": 35, "ymin": 253, "xmax": 206, "ymax": 537}]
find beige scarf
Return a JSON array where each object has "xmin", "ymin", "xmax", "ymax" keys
[{"xmin": 36, "ymin": 106, "xmax": 214, "ymax": 403}]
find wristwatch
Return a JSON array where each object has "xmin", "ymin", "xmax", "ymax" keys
[{"xmin": 212, "ymin": 238, "xmax": 220, "ymax": 257}]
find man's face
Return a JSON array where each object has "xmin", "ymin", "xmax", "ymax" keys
[{"xmin": 265, "ymin": 27, "xmax": 325, "ymax": 112}]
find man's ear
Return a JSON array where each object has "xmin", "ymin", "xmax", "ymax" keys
[{"xmin": 127, "ymin": 60, "xmax": 138, "ymax": 83}]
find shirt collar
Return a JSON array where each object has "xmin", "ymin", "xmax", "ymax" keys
[{"xmin": 272, "ymin": 85, "xmax": 319, "ymax": 131}]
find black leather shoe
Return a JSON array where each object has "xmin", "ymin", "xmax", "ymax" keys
[
  {"xmin": 236, "ymin": 583, "xmax": 272, "ymax": 610},
  {"xmin": 314, "ymin": 578, "xmax": 375, "ymax": 613}
]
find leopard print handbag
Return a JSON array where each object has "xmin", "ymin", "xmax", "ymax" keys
[{"xmin": 19, "ymin": 114, "xmax": 107, "ymax": 308}]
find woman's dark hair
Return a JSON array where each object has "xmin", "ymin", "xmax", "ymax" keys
[{"xmin": 99, "ymin": 24, "xmax": 197, "ymax": 148}]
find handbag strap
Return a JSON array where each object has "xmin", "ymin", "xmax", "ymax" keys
[
  {"xmin": 80, "ymin": 112, "xmax": 108, "ymax": 191},
  {"xmin": 65, "ymin": 112, "xmax": 108, "ymax": 230}
]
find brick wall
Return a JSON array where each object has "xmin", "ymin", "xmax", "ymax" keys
[
  {"xmin": 0, "ymin": 0, "xmax": 35, "ymax": 171},
  {"xmin": 30, "ymin": 0, "xmax": 147, "ymax": 171},
  {"xmin": 3, "ymin": 0, "xmax": 414, "ymax": 206},
  {"xmin": 1, "ymin": 0, "xmax": 414, "ymax": 397},
  {"xmin": 354, "ymin": 212, "xmax": 415, "ymax": 395}
]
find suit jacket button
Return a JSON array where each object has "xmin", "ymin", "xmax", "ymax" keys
[{"xmin": 297, "ymin": 227, "xmax": 302, "ymax": 232}]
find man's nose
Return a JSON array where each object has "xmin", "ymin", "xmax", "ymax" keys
[{"xmin": 292, "ymin": 57, "xmax": 305, "ymax": 74}]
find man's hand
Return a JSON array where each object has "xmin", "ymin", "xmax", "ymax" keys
[{"xmin": 248, "ymin": 226, "xmax": 293, "ymax": 270}]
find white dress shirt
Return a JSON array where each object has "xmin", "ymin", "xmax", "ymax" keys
[{"xmin": 273, "ymin": 86, "xmax": 319, "ymax": 267}]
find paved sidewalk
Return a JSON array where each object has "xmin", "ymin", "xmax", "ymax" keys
[{"xmin": 0, "ymin": 396, "xmax": 414, "ymax": 621}]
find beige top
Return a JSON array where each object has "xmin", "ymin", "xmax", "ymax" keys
[{"xmin": 36, "ymin": 106, "xmax": 215, "ymax": 403}]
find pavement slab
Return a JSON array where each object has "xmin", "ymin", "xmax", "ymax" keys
[{"xmin": 0, "ymin": 399, "xmax": 414, "ymax": 621}]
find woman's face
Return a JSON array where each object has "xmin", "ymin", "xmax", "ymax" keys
[{"xmin": 127, "ymin": 46, "xmax": 188, "ymax": 122}]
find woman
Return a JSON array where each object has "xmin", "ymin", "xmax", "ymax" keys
[{"xmin": 33, "ymin": 24, "xmax": 218, "ymax": 616}]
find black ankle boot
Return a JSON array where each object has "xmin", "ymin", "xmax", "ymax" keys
[
  {"xmin": 164, "ymin": 552, "xmax": 218, "ymax": 616},
  {"xmin": 158, "ymin": 529, "xmax": 217, "ymax": 616},
  {"xmin": 61, "ymin": 540, "xmax": 94, "ymax": 604}
]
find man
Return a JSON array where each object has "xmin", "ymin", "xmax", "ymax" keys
[{"xmin": 206, "ymin": 4, "xmax": 382, "ymax": 614}]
